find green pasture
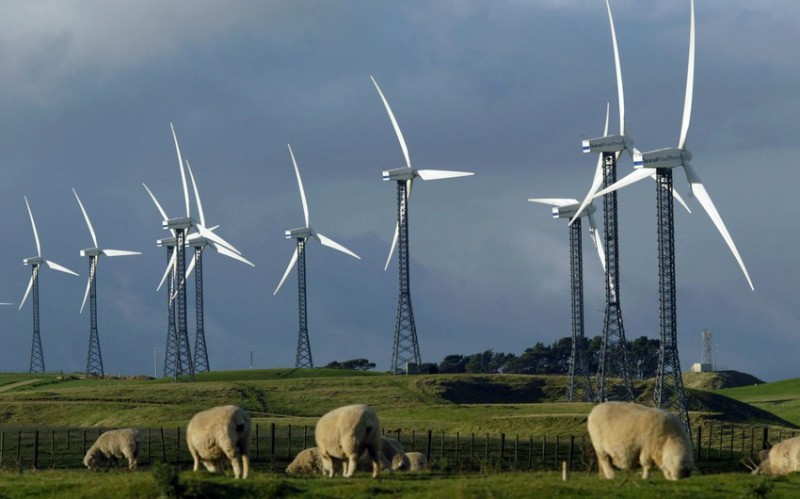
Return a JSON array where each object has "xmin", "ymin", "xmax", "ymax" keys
[
  {"xmin": 0, "ymin": 468, "xmax": 798, "ymax": 499},
  {"xmin": 718, "ymin": 378, "xmax": 800, "ymax": 427}
]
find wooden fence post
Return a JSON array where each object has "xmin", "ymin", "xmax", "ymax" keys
[
  {"xmin": 50, "ymin": 430, "xmax": 55, "ymax": 469},
  {"xmin": 541, "ymin": 435, "xmax": 547, "ymax": 467},
  {"xmin": 147, "ymin": 429, "xmax": 151, "ymax": 464},
  {"xmin": 287, "ymin": 424, "xmax": 292, "ymax": 459},
  {"xmin": 16, "ymin": 431, "xmax": 22, "ymax": 468},
  {"xmin": 499, "ymin": 433, "xmax": 505, "ymax": 468},
  {"xmin": 568, "ymin": 435, "xmax": 575, "ymax": 471},
  {"xmin": 484, "ymin": 434, "xmax": 489, "ymax": 463},
  {"xmin": 270, "ymin": 423, "xmax": 276, "ymax": 464},
  {"xmin": 426, "ymin": 430, "xmax": 433, "ymax": 463},
  {"xmin": 696, "ymin": 426, "xmax": 702, "ymax": 462},
  {"xmin": 33, "ymin": 430, "xmax": 39, "ymax": 469},
  {"xmin": 761, "ymin": 427, "xmax": 769, "ymax": 451},
  {"xmin": 160, "ymin": 427, "xmax": 166, "ymax": 463}
]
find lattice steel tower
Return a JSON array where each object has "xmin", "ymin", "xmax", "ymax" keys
[
  {"xmin": 191, "ymin": 241, "xmax": 210, "ymax": 373},
  {"xmin": 294, "ymin": 238, "xmax": 312, "ymax": 368},
  {"xmin": 84, "ymin": 254, "xmax": 103, "ymax": 376},
  {"xmin": 529, "ymin": 196, "xmax": 607, "ymax": 402},
  {"xmin": 28, "ymin": 265, "xmax": 44, "ymax": 373},
  {"xmin": 161, "ymin": 243, "xmax": 180, "ymax": 378},
  {"xmin": 595, "ymin": 153, "xmax": 635, "ymax": 402},
  {"xmin": 653, "ymin": 169, "xmax": 690, "ymax": 432},
  {"xmin": 701, "ymin": 329, "xmax": 713, "ymax": 368},
  {"xmin": 390, "ymin": 178, "xmax": 420, "ymax": 373}
]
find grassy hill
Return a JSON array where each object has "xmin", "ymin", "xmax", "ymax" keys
[
  {"xmin": 716, "ymin": 377, "xmax": 800, "ymax": 427},
  {"xmin": 0, "ymin": 369, "xmax": 794, "ymax": 435},
  {"xmin": 682, "ymin": 370, "xmax": 763, "ymax": 390}
]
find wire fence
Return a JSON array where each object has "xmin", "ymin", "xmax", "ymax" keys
[{"xmin": 0, "ymin": 422, "xmax": 794, "ymax": 473}]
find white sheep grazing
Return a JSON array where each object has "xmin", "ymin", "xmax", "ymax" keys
[
  {"xmin": 401, "ymin": 451, "xmax": 428, "ymax": 471},
  {"xmin": 186, "ymin": 405, "xmax": 252, "ymax": 479},
  {"xmin": 315, "ymin": 403, "xmax": 382, "ymax": 478},
  {"xmin": 83, "ymin": 428, "xmax": 140, "ymax": 471},
  {"xmin": 587, "ymin": 401, "xmax": 693, "ymax": 481},
  {"xmin": 753, "ymin": 436, "xmax": 800, "ymax": 475},
  {"xmin": 286, "ymin": 447, "xmax": 327, "ymax": 475},
  {"xmin": 380, "ymin": 437, "xmax": 406, "ymax": 471}
]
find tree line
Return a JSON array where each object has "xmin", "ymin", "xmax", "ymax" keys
[{"xmin": 327, "ymin": 335, "xmax": 661, "ymax": 378}]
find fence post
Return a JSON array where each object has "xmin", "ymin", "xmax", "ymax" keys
[
  {"xmin": 426, "ymin": 430, "xmax": 433, "ymax": 463},
  {"xmin": 499, "ymin": 433, "xmax": 505, "ymax": 468},
  {"xmin": 147, "ymin": 429, "xmax": 151, "ymax": 465},
  {"xmin": 176, "ymin": 427, "xmax": 181, "ymax": 464},
  {"xmin": 528, "ymin": 435, "xmax": 533, "ymax": 470},
  {"xmin": 255, "ymin": 424, "xmax": 260, "ymax": 461},
  {"xmin": 718, "ymin": 425, "xmax": 724, "ymax": 459},
  {"xmin": 513, "ymin": 435, "xmax": 519, "ymax": 471},
  {"xmin": 705, "ymin": 424, "xmax": 712, "ymax": 461},
  {"xmin": 455, "ymin": 432, "xmax": 460, "ymax": 469},
  {"xmin": 411, "ymin": 430, "xmax": 416, "ymax": 452},
  {"xmin": 484, "ymin": 434, "xmax": 489, "ymax": 463},
  {"xmin": 729, "ymin": 426, "xmax": 735, "ymax": 459},
  {"xmin": 83, "ymin": 429, "xmax": 87, "ymax": 457},
  {"xmin": 303, "ymin": 425, "xmax": 308, "ymax": 450},
  {"xmin": 750, "ymin": 428, "xmax": 755, "ymax": 458},
  {"xmin": 16, "ymin": 431, "xmax": 22, "ymax": 469},
  {"xmin": 33, "ymin": 430, "xmax": 39, "ymax": 469},
  {"xmin": 160, "ymin": 427, "xmax": 166, "ymax": 463},
  {"xmin": 761, "ymin": 428, "xmax": 769, "ymax": 451},
  {"xmin": 568, "ymin": 435, "xmax": 574, "ymax": 471},
  {"xmin": 696, "ymin": 426, "xmax": 702, "ymax": 462},
  {"xmin": 1, "ymin": 430, "xmax": 5, "ymax": 467},
  {"xmin": 270, "ymin": 423, "xmax": 276, "ymax": 464},
  {"xmin": 440, "ymin": 431, "xmax": 445, "ymax": 461},
  {"xmin": 50, "ymin": 430, "xmax": 55, "ymax": 469},
  {"xmin": 470, "ymin": 433, "xmax": 475, "ymax": 469},
  {"xmin": 541, "ymin": 435, "xmax": 547, "ymax": 467},
  {"xmin": 287, "ymin": 424, "xmax": 292, "ymax": 459}
]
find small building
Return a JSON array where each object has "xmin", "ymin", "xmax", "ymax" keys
[{"xmin": 691, "ymin": 362, "xmax": 713, "ymax": 373}]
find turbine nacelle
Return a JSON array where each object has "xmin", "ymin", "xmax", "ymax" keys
[
  {"xmin": 23, "ymin": 256, "xmax": 44, "ymax": 266},
  {"xmin": 552, "ymin": 203, "xmax": 596, "ymax": 220},
  {"xmin": 382, "ymin": 167, "xmax": 417, "ymax": 182},
  {"xmin": 163, "ymin": 216, "xmax": 194, "ymax": 231},
  {"xmin": 581, "ymin": 134, "xmax": 633, "ymax": 154},
  {"xmin": 634, "ymin": 147, "xmax": 693, "ymax": 169},
  {"xmin": 285, "ymin": 227, "xmax": 314, "ymax": 240},
  {"xmin": 80, "ymin": 248, "xmax": 103, "ymax": 258}
]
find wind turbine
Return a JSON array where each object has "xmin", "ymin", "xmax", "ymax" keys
[
  {"xmin": 183, "ymin": 160, "xmax": 254, "ymax": 373},
  {"xmin": 529, "ymin": 108, "xmax": 610, "ymax": 403},
  {"xmin": 144, "ymin": 123, "xmax": 197, "ymax": 380},
  {"xmin": 371, "ymin": 76, "xmax": 474, "ymax": 374},
  {"xmin": 73, "ymin": 189, "xmax": 141, "ymax": 376},
  {"xmin": 274, "ymin": 144, "xmax": 360, "ymax": 369},
  {"xmin": 568, "ymin": 0, "xmax": 693, "ymax": 403},
  {"xmin": 594, "ymin": 0, "xmax": 753, "ymax": 432},
  {"xmin": 20, "ymin": 196, "xmax": 79, "ymax": 373}
]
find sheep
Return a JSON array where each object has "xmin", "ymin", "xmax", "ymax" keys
[
  {"xmin": 400, "ymin": 451, "xmax": 428, "ymax": 471},
  {"xmin": 186, "ymin": 405, "xmax": 251, "ymax": 479},
  {"xmin": 315, "ymin": 403, "xmax": 382, "ymax": 478},
  {"xmin": 286, "ymin": 447, "xmax": 327, "ymax": 475},
  {"xmin": 587, "ymin": 401, "xmax": 693, "ymax": 481},
  {"xmin": 380, "ymin": 437, "xmax": 407, "ymax": 471},
  {"xmin": 83, "ymin": 428, "xmax": 140, "ymax": 471},
  {"xmin": 751, "ymin": 436, "xmax": 800, "ymax": 475}
]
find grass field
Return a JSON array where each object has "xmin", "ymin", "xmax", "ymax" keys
[
  {"xmin": 0, "ymin": 369, "xmax": 799, "ymax": 497},
  {"xmin": 0, "ymin": 468, "xmax": 798, "ymax": 499}
]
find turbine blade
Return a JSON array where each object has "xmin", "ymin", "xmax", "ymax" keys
[
  {"xmin": 214, "ymin": 243, "xmax": 255, "ymax": 267},
  {"xmin": 679, "ymin": 0, "xmax": 695, "ymax": 149},
  {"xmin": 157, "ymin": 250, "xmax": 177, "ymax": 291},
  {"xmin": 416, "ymin": 170, "xmax": 474, "ymax": 181},
  {"xmin": 79, "ymin": 268, "xmax": 93, "ymax": 314},
  {"xmin": 274, "ymin": 247, "xmax": 299, "ymax": 295},
  {"xmin": 72, "ymin": 189, "xmax": 98, "ymax": 248},
  {"xmin": 371, "ymin": 76, "xmax": 411, "ymax": 169},
  {"xmin": 528, "ymin": 198, "xmax": 578, "ymax": 208},
  {"xmin": 45, "ymin": 260, "xmax": 79, "ymax": 276},
  {"xmin": 170, "ymin": 122, "xmax": 191, "ymax": 218},
  {"xmin": 288, "ymin": 144, "xmax": 310, "ymax": 227},
  {"xmin": 196, "ymin": 225, "xmax": 241, "ymax": 255},
  {"xmin": 102, "ymin": 249, "xmax": 141, "ymax": 257},
  {"xmin": 594, "ymin": 167, "xmax": 655, "ymax": 198},
  {"xmin": 24, "ymin": 197, "xmax": 41, "ymax": 257},
  {"xmin": 606, "ymin": 0, "xmax": 625, "ymax": 136},
  {"xmin": 384, "ymin": 223, "xmax": 399, "ymax": 272},
  {"xmin": 316, "ymin": 233, "xmax": 361, "ymax": 260},
  {"xmin": 185, "ymin": 252, "xmax": 197, "ymax": 280},
  {"xmin": 570, "ymin": 104, "xmax": 610, "ymax": 225},
  {"xmin": 19, "ymin": 274, "xmax": 34, "ymax": 310},
  {"xmin": 587, "ymin": 212, "xmax": 607, "ymax": 272},
  {"xmin": 683, "ymin": 162, "xmax": 753, "ymax": 290},
  {"xmin": 143, "ymin": 183, "xmax": 169, "ymax": 222},
  {"xmin": 185, "ymin": 160, "xmax": 205, "ymax": 227}
]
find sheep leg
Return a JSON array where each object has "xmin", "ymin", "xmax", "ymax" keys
[
  {"xmin": 241, "ymin": 453, "xmax": 250, "ymax": 479},
  {"xmin": 345, "ymin": 455, "xmax": 358, "ymax": 478},
  {"xmin": 596, "ymin": 452, "xmax": 615, "ymax": 479},
  {"xmin": 189, "ymin": 446, "xmax": 201, "ymax": 472}
]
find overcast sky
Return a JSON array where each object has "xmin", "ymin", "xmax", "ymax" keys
[{"xmin": 0, "ymin": 1, "xmax": 796, "ymax": 381}]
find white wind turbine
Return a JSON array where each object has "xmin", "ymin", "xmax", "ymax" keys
[
  {"xmin": 371, "ymin": 76, "xmax": 474, "ymax": 374},
  {"xmin": 20, "ymin": 196, "xmax": 79, "ymax": 373},
  {"xmin": 73, "ymin": 188, "xmax": 140, "ymax": 376},
  {"xmin": 274, "ymin": 144, "xmax": 361, "ymax": 369},
  {"xmin": 593, "ymin": 0, "xmax": 752, "ymax": 433},
  {"xmin": 529, "ymin": 106, "xmax": 609, "ymax": 403}
]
